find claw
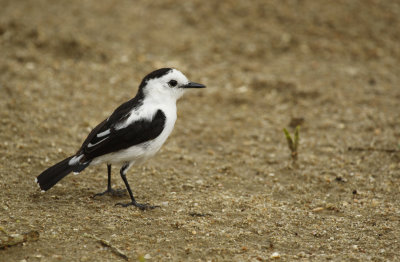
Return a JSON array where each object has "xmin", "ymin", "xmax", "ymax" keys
[{"xmin": 92, "ymin": 188, "xmax": 127, "ymax": 198}]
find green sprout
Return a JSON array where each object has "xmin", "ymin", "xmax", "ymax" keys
[{"xmin": 283, "ymin": 126, "xmax": 300, "ymax": 162}]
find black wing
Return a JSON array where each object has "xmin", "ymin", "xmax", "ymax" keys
[
  {"xmin": 77, "ymin": 95, "xmax": 144, "ymax": 155},
  {"xmin": 78, "ymin": 109, "xmax": 166, "ymax": 162}
]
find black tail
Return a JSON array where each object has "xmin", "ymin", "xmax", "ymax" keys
[{"xmin": 36, "ymin": 156, "xmax": 89, "ymax": 191}]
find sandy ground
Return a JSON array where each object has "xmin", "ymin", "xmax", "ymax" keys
[{"xmin": 1, "ymin": 0, "xmax": 400, "ymax": 261}]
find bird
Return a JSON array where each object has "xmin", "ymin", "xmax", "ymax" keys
[{"xmin": 36, "ymin": 68, "xmax": 206, "ymax": 210}]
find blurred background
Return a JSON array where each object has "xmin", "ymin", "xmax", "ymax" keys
[{"xmin": 1, "ymin": 0, "xmax": 399, "ymax": 261}]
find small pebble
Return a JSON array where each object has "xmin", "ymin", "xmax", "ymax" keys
[
  {"xmin": 312, "ymin": 207, "xmax": 324, "ymax": 212},
  {"xmin": 297, "ymin": 251, "xmax": 306, "ymax": 258},
  {"xmin": 26, "ymin": 62, "xmax": 35, "ymax": 70},
  {"xmin": 195, "ymin": 179, "xmax": 204, "ymax": 185},
  {"xmin": 271, "ymin": 252, "xmax": 280, "ymax": 259}
]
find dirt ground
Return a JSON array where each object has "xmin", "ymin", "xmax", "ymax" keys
[{"xmin": 1, "ymin": 0, "xmax": 399, "ymax": 261}]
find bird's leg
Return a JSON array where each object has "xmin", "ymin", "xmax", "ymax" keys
[
  {"xmin": 115, "ymin": 163, "xmax": 159, "ymax": 210},
  {"xmin": 93, "ymin": 164, "xmax": 126, "ymax": 198}
]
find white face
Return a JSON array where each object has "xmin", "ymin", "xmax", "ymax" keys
[{"xmin": 143, "ymin": 69, "xmax": 190, "ymax": 101}]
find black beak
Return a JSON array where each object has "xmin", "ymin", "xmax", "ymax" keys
[{"xmin": 182, "ymin": 82, "xmax": 206, "ymax": 88}]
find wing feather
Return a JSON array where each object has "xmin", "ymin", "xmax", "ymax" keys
[{"xmin": 78, "ymin": 110, "xmax": 166, "ymax": 162}]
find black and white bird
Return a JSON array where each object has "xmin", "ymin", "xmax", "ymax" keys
[{"xmin": 36, "ymin": 68, "xmax": 205, "ymax": 210}]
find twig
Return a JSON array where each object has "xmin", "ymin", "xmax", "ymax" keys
[
  {"xmin": 348, "ymin": 147, "xmax": 400, "ymax": 153},
  {"xmin": 0, "ymin": 229, "xmax": 39, "ymax": 249},
  {"xmin": 189, "ymin": 212, "xmax": 212, "ymax": 217},
  {"xmin": 84, "ymin": 233, "xmax": 128, "ymax": 261}
]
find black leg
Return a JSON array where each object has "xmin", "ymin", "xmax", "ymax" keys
[
  {"xmin": 115, "ymin": 163, "xmax": 159, "ymax": 210},
  {"xmin": 107, "ymin": 164, "xmax": 112, "ymax": 191},
  {"xmin": 93, "ymin": 164, "xmax": 126, "ymax": 198}
]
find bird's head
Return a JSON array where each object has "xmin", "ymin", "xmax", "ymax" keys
[{"xmin": 139, "ymin": 68, "xmax": 205, "ymax": 101}]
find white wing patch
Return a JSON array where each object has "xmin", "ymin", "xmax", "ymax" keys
[
  {"xmin": 68, "ymin": 154, "xmax": 84, "ymax": 165},
  {"xmin": 97, "ymin": 129, "xmax": 111, "ymax": 137},
  {"xmin": 87, "ymin": 137, "xmax": 108, "ymax": 148}
]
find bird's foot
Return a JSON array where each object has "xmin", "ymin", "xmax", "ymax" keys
[
  {"xmin": 92, "ymin": 188, "xmax": 127, "ymax": 198},
  {"xmin": 115, "ymin": 201, "xmax": 160, "ymax": 211}
]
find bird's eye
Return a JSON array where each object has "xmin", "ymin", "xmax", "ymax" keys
[{"xmin": 168, "ymin": 80, "xmax": 178, "ymax": 87}]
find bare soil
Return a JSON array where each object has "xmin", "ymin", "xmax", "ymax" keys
[{"xmin": 1, "ymin": 0, "xmax": 400, "ymax": 261}]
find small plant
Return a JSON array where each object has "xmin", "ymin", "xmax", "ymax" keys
[{"xmin": 283, "ymin": 126, "xmax": 300, "ymax": 162}]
